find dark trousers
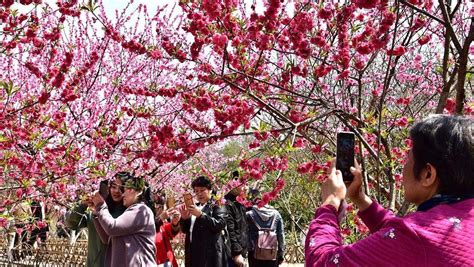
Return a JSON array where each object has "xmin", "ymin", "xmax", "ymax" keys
[{"xmin": 248, "ymin": 252, "xmax": 278, "ymax": 267}]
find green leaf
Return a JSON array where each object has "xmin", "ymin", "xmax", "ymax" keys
[
  {"xmin": 0, "ymin": 135, "xmax": 8, "ymax": 142},
  {"xmin": 258, "ymin": 121, "xmax": 269, "ymax": 132},
  {"xmin": 466, "ymin": 71, "xmax": 473, "ymax": 82},
  {"xmin": 1, "ymin": 80, "xmax": 18, "ymax": 96},
  {"xmin": 35, "ymin": 139, "xmax": 49, "ymax": 150}
]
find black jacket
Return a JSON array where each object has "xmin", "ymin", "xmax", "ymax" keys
[
  {"xmin": 225, "ymin": 193, "xmax": 248, "ymax": 258},
  {"xmin": 181, "ymin": 201, "xmax": 229, "ymax": 267}
]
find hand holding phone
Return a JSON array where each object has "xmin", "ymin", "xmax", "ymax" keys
[
  {"xmin": 178, "ymin": 203, "xmax": 191, "ymax": 219},
  {"xmin": 183, "ymin": 193, "xmax": 194, "ymax": 207},
  {"xmin": 336, "ymin": 132, "xmax": 355, "ymax": 182},
  {"xmin": 166, "ymin": 195, "xmax": 176, "ymax": 209},
  {"xmin": 99, "ymin": 180, "xmax": 109, "ymax": 199}
]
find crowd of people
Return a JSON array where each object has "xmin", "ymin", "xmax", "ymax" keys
[
  {"xmin": 5, "ymin": 114, "xmax": 473, "ymax": 267},
  {"xmin": 64, "ymin": 172, "xmax": 286, "ymax": 267}
]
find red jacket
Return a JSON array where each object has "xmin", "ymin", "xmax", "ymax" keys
[{"xmin": 155, "ymin": 222, "xmax": 179, "ymax": 267}]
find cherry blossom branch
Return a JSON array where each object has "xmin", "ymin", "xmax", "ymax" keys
[
  {"xmin": 437, "ymin": 0, "xmax": 462, "ymax": 52},
  {"xmin": 399, "ymin": 0, "xmax": 446, "ymax": 26}
]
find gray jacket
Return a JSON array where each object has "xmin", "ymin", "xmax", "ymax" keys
[
  {"xmin": 94, "ymin": 202, "xmax": 157, "ymax": 267},
  {"xmin": 246, "ymin": 205, "xmax": 285, "ymax": 260}
]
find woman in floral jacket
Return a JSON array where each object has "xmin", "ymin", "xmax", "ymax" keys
[{"xmin": 305, "ymin": 115, "xmax": 474, "ymax": 266}]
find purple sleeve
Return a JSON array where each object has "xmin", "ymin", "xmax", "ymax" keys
[
  {"xmin": 305, "ymin": 204, "xmax": 427, "ymax": 266},
  {"xmin": 357, "ymin": 201, "xmax": 395, "ymax": 233},
  {"xmin": 96, "ymin": 203, "xmax": 149, "ymax": 237},
  {"xmin": 93, "ymin": 216, "xmax": 109, "ymax": 244}
]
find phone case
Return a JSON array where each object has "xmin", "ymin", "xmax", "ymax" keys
[
  {"xmin": 99, "ymin": 181, "xmax": 109, "ymax": 198},
  {"xmin": 166, "ymin": 196, "xmax": 176, "ymax": 208},
  {"xmin": 336, "ymin": 132, "xmax": 355, "ymax": 182},
  {"xmin": 183, "ymin": 193, "xmax": 194, "ymax": 207}
]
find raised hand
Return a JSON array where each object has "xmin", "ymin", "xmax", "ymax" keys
[
  {"xmin": 178, "ymin": 204, "xmax": 191, "ymax": 220},
  {"xmin": 346, "ymin": 162, "xmax": 372, "ymax": 211},
  {"xmin": 320, "ymin": 159, "xmax": 347, "ymax": 210},
  {"xmin": 91, "ymin": 191, "xmax": 105, "ymax": 207}
]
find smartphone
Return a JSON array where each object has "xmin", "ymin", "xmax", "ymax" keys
[
  {"xmin": 99, "ymin": 180, "xmax": 109, "ymax": 199},
  {"xmin": 166, "ymin": 195, "xmax": 176, "ymax": 209},
  {"xmin": 336, "ymin": 132, "xmax": 355, "ymax": 182},
  {"xmin": 183, "ymin": 193, "xmax": 194, "ymax": 207}
]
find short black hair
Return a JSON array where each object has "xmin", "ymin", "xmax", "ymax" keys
[
  {"xmin": 231, "ymin": 170, "xmax": 240, "ymax": 179},
  {"xmin": 114, "ymin": 171, "xmax": 134, "ymax": 187},
  {"xmin": 191, "ymin": 176, "xmax": 212, "ymax": 190},
  {"xmin": 249, "ymin": 188, "xmax": 261, "ymax": 203},
  {"xmin": 409, "ymin": 115, "xmax": 473, "ymax": 195}
]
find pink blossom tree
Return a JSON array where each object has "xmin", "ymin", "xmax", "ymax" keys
[{"xmin": 0, "ymin": 0, "xmax": 472, "ymax": 235}]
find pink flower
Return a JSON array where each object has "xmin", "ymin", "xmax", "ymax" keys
[
  {"xmin": 248, "ymin": 158, "xmax": 261, "ymax": 170},
  {"xmin": 410, "ymin": 17, "xmax": 426, "ymax": 31},
  {"xmin": 148, "ymin": 49, "xmax": 162, "ymax": 59},
  {"xmin": 275, "ymin": 178, "xmax": 285, "ymax": 189},
  {"xmin": 249, "ymin": 141, "xmax": 260, "ymax": 149},
  {"xmin": 356, "ymin": 43, "xmax": 373, "ymax": 55},
  {"xmin": 418, "ymin": 35, "xmax": 431, "ymax": 45},
  {"xmin": 0, "ymin": 218, "xmax": 8, "ymax": 228},
  {"xmin": 212, "ymin": 33, "xmax": 228, "ymax": 52},
  {"xmin": 288, "ymin": 110, "xmax": 307, "ymax": 123},
  {"xmin": 318, "ymin": 6, "xmax": 334, "ymax": 19},
  {"xmin": 16, "ymin": 188, "xmax": 23, "ymax": 198},
  {"xmin": 254, "ymin": 131, "xmax": 269, "ymax": 141},
  {"xmin": 312, "ymin": 145, "xmax": 324, "ymax": 154},
  {"xmin": 354, "ymin": 59, "xmax": 365, "ymax": 70},
  {"xmin": 293, "ymin": 138, "xmax": 306, "ymax": 148},
  {"xmin": 37, "ymin": 220, "xmax": 48, "ymax": 229},
  {"xmin": 248, "ymin": 169, "xmax": 263, "ymax": 180},
  {"xmin": 394, "ymin": 117, "xmax": 409, "ymax": 127},
  {"xmin": 353, "ymin": 0, "xmax": 380, "ymax": 9},
  {"xmin": 444, "ymin": 98, "xmax": 456, "ymax": 114},
  {"xmin": 35, "ymin": 179, "xmax": 47, "ymax": 187},
  {"xmin": 297, "ymin": 162, "xmax": 313, "ymax": 174},
  {"xmin": 387, "ymin": 46, "xmax": 406, "ymax": 56},
  {"xmin": 310, "ymin": 35, "xmax": 326, "ymax": 47},
  {"xmin": 38, "ymin": 91, "xmax": 50, "ymax": 104}
]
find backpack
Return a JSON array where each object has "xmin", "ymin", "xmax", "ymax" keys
[{"xmin": 249, "ymin": 211, "xmax": 278, "ymax": 261}]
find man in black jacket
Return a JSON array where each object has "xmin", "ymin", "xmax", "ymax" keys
[
  {"xmin": 179, "ymin": 176, "xmax": 229, "ymax": 267},
  {"xmin": 225, "ymin": 171, "xmax": 248, "ymax": 267}
]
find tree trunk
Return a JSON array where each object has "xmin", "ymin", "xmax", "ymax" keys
[{"xmin": 454, "ymin": 17, "xmax": 474, "ymax": 113}]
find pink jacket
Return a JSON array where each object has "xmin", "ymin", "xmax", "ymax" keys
[{"xmin": 305, "ymin": 199, "xmax": 474, "ymax": 266}]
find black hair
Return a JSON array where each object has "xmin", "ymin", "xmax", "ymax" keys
[
  {"xmin": 116, "ymin": 173, "xmax": 156, "ymax": 218},
  {"xmin": 105, "ymin": 172, "xmax": 133, "ymax": 213},
  {"xmin": 191, "ymin": 176, "xmax": 212, "ymax": 190},
  {"xmin": 154, "ymin": 191, "xmax": 166, "ymax": 206},
  {"xmin": 409, "ymin": 115, "xmax": 473, "ymax": 195},
  {"xmin": 232, "ymin": 170, "xmax": 240, "ymax": 179},
  {"xmin": 139, "ymin": 181, "xmax": 156, "ymax": 219},
  {"xmin": 249, "ymin": 188, "xmax": 261, "ymax": 204}
]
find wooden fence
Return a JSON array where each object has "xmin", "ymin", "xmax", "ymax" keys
[{"xmin": 0, "ymin": 235, "xmax": 304, "ymax": 266}]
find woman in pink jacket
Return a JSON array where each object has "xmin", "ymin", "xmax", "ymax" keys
[{"xmin": 305, "ymin": 115, "xmax": 473, "ymax": 266}]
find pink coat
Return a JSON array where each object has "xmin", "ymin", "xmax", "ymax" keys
[{"xmin": 305, "ymin": 199, "xmax": 474, "ymax": 266}]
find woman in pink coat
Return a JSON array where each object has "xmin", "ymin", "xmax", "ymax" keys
[{"xmin": 305, "ymin": 115, "xmax": 474, "ymax": 266}]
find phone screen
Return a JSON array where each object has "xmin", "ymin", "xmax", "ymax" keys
[
  {"xmin": 336, "ymin": 132, "xmax": 355, "ymax": 182},
  {"xmin": 99, "ymin": 180, "xmax": 109, "ymax": 199}
]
